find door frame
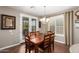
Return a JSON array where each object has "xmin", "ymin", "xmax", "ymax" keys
[{"xmin": 20, "ymin": 13, "xmax": 39, "ymax": 43}]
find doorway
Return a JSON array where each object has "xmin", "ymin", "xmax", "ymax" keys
[{"xmin": 22, "ymin": 17, "xmax": 29, "ymax": 39}]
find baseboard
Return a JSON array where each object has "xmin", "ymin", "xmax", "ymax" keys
[
  {"xmin": 0, "ymin": 42, "xmax": 21, "ymax": 51},
  {"xmin": 20, "ymin": 40, "xmax": 25, "ymax": 43},
  {"xmin": 55, "ymin": 40, "xmax": 65, "ymax": 44},
  {"xmin": 0, "ymin": 40, "xmax": 65, "ymax": 51}
]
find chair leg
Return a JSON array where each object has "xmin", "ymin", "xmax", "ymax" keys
[
  {"xmin": 51, "ymin": 41, "xmax": 54, "ymax": 52},
  {"xmin": 48, "ymin": 47, "xmax": 51, "ymax": 53},
  {"xmin": 35, "ymin": 46, "xmax": 38, "ymax": 53},
  {"xmin": 29, "ymin": 48, "xmax": 31, "ymax": 53},
  {"xmin": 25, "ymin": 45, "xmax": 27, "ymax": 53},
  {"xmin": 53, "ymin": 41, "xmax": 54, "ymax": 52},
  {"xmin": 25, "ymin": 49, "xmax": 27, "ymax": 53}
]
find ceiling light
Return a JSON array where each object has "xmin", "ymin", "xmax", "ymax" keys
[{"xmin": 40, "ymin": 6, "xmax": 50, "ymax": 24}]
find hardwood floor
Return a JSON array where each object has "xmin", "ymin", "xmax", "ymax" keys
[
  {"xmin": 54, "ymin": 42, "xmax": 69, "ymax": 53},
  {"xmin": 1, "ymin": 42, "xmax": 69, "ymax": 53},
  {"xmin": 2, "ymin": 42, "xmax": 69, "ymax": 53}
]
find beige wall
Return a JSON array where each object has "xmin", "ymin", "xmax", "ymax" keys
[
  {"xmin": 0, "ymin": 6, "xmax": 38, "ymax": 49},
  {"xmin": 73, "ymin": 8, "xmax": 79, "ymax": 44},
  {"xmin": 0, "ymin": 6, "xmax": 20, "ymax": 48},
  {"xmin": 39, "ymin": 23, "xmax": 48, "ymax": 34}
]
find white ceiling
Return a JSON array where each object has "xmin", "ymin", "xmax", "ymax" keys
[{"xmin": 8, "ymin": 6, "xmax": 78, "ymax": 17}]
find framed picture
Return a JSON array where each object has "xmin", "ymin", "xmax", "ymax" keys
[
  {"xmin": 75, "ymin": 11, "xmax": 79, "ymax": 19},
  {"xmin": 1, "ymin": 14, "xmax": 16, "ymax": 29}
]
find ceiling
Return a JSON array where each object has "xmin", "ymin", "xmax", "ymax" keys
[{"xmin": 8, "ymin": 6, "xmax": 78, "ymax": 17}]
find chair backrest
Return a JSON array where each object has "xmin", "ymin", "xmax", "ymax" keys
[
  {"xmin": 36, "ymin": 31, "xmax": 40, "ymax": 36},
  {"xmin": 47, "ymin": 31, "xmax": 55, "ymax": 35},
  {"xmin": 50, "ymin": 34, "xmax": 55, "ymax": 39},
  {"xmin": 25, "ymin": 35, "xmax": 35, "ymax": 53},
  {"xmin": 47, "ymin": 31, "xmax": 55, "ymax": 40},
  {"xmin": 25, "ymin": 35, "xmax": 30, "ymax": 44},
  {"xmin": 30, "ymin": 32, "xmax": 36, "ymax": 36},
  {"xmin": 44, "ymin": 34, "xmax": 50, "ymax": 48},
  {"xmin": 25, "ymin": 35, "xmax": 34, "ymax": 46}
]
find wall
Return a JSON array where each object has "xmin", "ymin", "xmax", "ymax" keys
[
  {"xmin": 0, "ymin": 6, "xmax": 20, "ymax": 48},
  {"xmin": 73, "ymin": 8, "xmax": 79, "ymax": 44},
  {"xmin": 39, "ymin": 23, "xmax": 48, "ymax": 34},
  {"xmin": 38, "ymin": 17, "xmax": 48, "ymax": 34},
  {"xmin": 0, "ymin": 6, "xmax": 38, "ymax": 49}
]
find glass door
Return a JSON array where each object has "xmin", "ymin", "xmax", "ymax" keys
[
  {"xmin": 22, "ymin": 17, "xmax": 29, "ymax": 38},
  {"xmin": 32, "ymin": 19, "xmax": 36, "ymax": 32}
]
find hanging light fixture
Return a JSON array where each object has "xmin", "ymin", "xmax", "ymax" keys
[{"xmin": 40, "ymin": 6, "xmax": 49, "ymax": 24}]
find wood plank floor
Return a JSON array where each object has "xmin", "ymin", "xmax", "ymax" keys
[{"xmin": 3, "ymin": 42, "xmax": 69, "ymax": 53}]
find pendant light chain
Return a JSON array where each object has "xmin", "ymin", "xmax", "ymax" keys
[{"xmin": 44, "ymin": 6, "xmax": 46, "ymax": 23}]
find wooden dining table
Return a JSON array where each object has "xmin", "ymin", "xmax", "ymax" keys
[{"xmin": 30, "ymin": 35, "xmax": 44, "ymax": 52}]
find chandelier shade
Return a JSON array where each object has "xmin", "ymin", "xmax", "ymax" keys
[{"xmin": 40, "ymin": 17, "xmax": 49, "ymax": 24}]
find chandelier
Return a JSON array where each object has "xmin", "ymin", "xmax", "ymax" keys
[{"xmin": 40, "ymin": 6, "xmax": 49, "ymax": 24}]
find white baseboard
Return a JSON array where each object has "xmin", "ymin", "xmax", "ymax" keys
[
  {"xmin": 20, "ymin": 40, "xmax": 25, "ymax": 43},
  {"xmin": 55, "ymin": 40, "xmax": 65, "ymax": 44},
  {"xmin": 0, "ymin": 42, "xmax": 21, "ymax": 51},
  {"xmin": 0, "ymin": 39, "xmax": 65, "ymax": 51}
]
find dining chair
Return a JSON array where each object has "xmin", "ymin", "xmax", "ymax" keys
[
  {"xmin": 47, "ymin": 31, "xmax": 55, "ymax": 44},
  {"xmin": 47, "ymin": 31, "xmax": 55, "ymax": 35},
  {"xmin": 36, "ymin": 31, "xmax": 40, "ymax": 36},
  {"xmin": 49, "ymin": 33, "xmax": 55, "ymax": 52},
  {"xmin": 47, "ymin": 31, "xmax": 55, "ymax": 52},
  {"xmin": 30, "ymin": 32, "xmax": 36, "ymax": 36},
  {"xmin": 40, "ymin": 34, "xmax": 51, "ymax": 53},
  {"xmin": 25, "ymin": 35, "xmax": 35, "ymax": 53}
]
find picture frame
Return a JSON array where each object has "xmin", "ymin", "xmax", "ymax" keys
[
  {"xmin": 75, "ymin": 11, "xmax": 79, "ymax": 19},
  {"xmin": 1, "ymin": 14, "xmax": 16, "ymax": 30}
]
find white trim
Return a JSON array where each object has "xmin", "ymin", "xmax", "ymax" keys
[
  {"xmin": 55, "ymin": 34, "xmax": 65, "ymax": 44},
  {"xmin": 20, "ymin": 39, "xmax": 25, "ymax": 43},
  {"xmin": 0, "ymin": 43, "xmax": 21, "ymax": 51},
  {"xmin": 55, "ymin": 34, "xmax": 64, "ymax": 36},
  {"xmin": 55, "ymin": 40, "xmax": 65, "ymax": 44},
  {"xmin": 20, "ymin": 14, "xmax": 23, "ymax": 43},
  {"xmin": 20, "ymin": 13, "xmax": 39, "ymax": 42}
]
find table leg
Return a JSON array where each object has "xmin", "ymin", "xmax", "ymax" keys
[{"xmin": 35, "ymin": 45, "xmax": 38, "ymax": 53}]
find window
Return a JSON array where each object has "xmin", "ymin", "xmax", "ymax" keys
[
  {"xmin": 22, "ymin": 17, "xmax": 29, "ymax": 36},
  {"xmin": 50, "ymin": 14, "xmax": 64, "ymax": 35},
  {"xmin": 32, "ymin": 19, "xmax": 36, "ymax": 32}
]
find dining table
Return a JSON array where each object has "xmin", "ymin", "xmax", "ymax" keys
[{"xmin": 30, "ymin": 35, "xmax": 44, "ymax": 52}]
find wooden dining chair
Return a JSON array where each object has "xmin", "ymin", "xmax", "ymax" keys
[
  {"xmin": 47, "ymin": 31, "xmax": 55, "ymax": 44},
  {"xmin": 30, "ymin": 32, "xmax": 36, "ymax": 36},
  {"xmin": 36, "ymin": 31, "xmax": 40, "ymax": 36},
  {"xmin": 25, "ymin": 35, "xmax": 35, "ymax": 53},
  {"xmin": 47, "ymin": 31, "xmax": 55, "ymax": 35},
  {"xmin": 40, "ymin": 34, "xmax": 51, "ymax": 53},
  {"xmin": 49, "ymin": 33, "xmax": 55, "ymax": 52},
  {"xmin": 47, "ymin": 31, "xmax": 55, "ymax": 52}
]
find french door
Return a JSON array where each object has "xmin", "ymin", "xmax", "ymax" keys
[{"xmin": 22, "ymin": 17, "xmax": 29, "ymax": 39}]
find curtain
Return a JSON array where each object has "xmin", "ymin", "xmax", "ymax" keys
[{"xmin": 64, "ymin": 11, "xmax": 74, "ymax": 46}]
